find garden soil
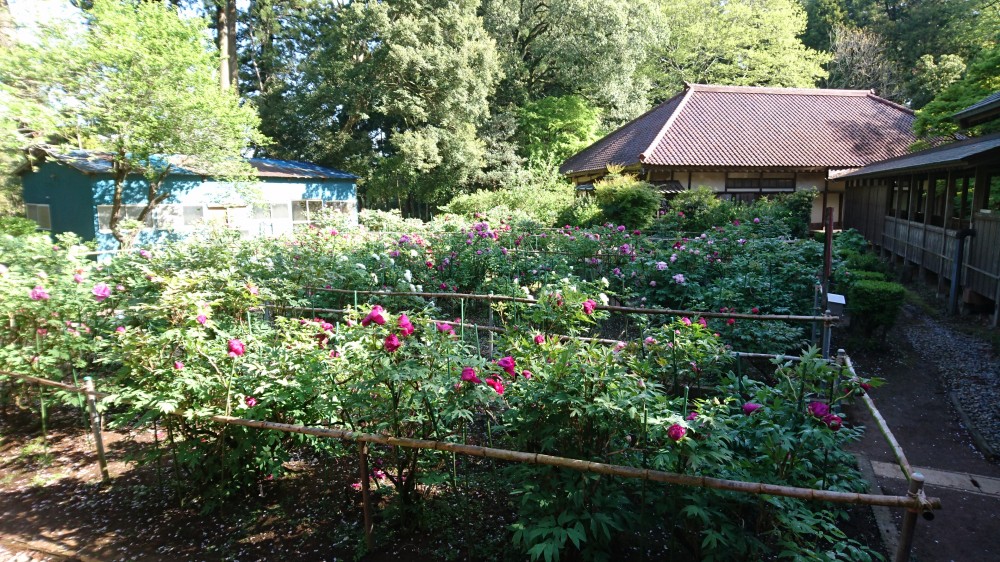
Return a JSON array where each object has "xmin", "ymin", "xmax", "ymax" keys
[{"xmin": 1, "ymin": 302, "xmax": 998, "ymax": 561}]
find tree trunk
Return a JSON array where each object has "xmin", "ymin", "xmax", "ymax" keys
[
  {"xmin": 0, "ymin": 0, "xmax": 14, "ymax": 50},
  {"xmin": 216, "ymin": 0, "xmax": 238, "ymax": 92}
]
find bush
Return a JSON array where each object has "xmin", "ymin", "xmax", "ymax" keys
[
  {"xmin": 440, "ymin": 180, "xmax": 574, "ymax": 226},
  {"xmin": 663, "ymin": 186, "xmax": 729, "ymax": 233},
  {"xmin": 556, "ymin": 195, "xmax": 603, "ymax": 227},
  {"xmin": 0, "ymin": 216, "xmax": 42, "ymax": 236},
  {"xmin": 593, "ymin": 171, "xmax": 659, "ymax": 229},
  {"xmin": 848, "ymin": 280, "xmax": 906, "ymax": 338},
  {"xmin": 844, "ymin": 251, "xmax": 886, "ymax": 274}
]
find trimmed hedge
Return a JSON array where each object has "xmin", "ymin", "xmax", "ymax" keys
[{"xmin": 848, "ymin": 279, "xmax": 906, "ymax": 338}]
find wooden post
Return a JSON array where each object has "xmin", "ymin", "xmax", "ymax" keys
[
  {"xmin": 359, "ymin": 443, "xmax": 374, "ymax": 550},
  {"xmin": 84, "ymin": 377, "xmax": 110, "ymax": 483},
  {"xmin": 822, "ymin": 310, "xmax": 832, "ymax": 360},
  {"xmin": 894, "ymin": 473, "xmax": 926, "ymax": 562},
  {"xmin": 488, "ymin": 293, "xmax": 494, "ymax": 358}
]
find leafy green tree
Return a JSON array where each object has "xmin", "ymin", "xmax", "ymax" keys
[
  {"xmin": 914, "ymin": 46, "xmax": 1000, "ymax": 139},
  {"xmin": 516, "ymin": 95, "xmax": 601, "ymax": 167},
  {"xmin": 0, "ymin": 0, "xmax": 265, "ymax": 247},
  {"xmin": 649, "ymin": 0, "xmax": 829, "ymax": 99},
  {"xmin": 801, "ymin": 0, "xmax": 848, "ymax": 51},
  {"xmin": 481, "ymin": 0, "xmax": 658, "ymax": 122}
]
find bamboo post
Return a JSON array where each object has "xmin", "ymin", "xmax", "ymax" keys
[
  {"xmin": 359, "ymin": 442, "xmax": 374, "ymax": 550},
  {"xmin": 84, "ymin": 377, "xmax": 111, "ymax": 483},
  {"xmin": 894, "ymin": 472, "xmax": 925, "ymax": 562}
]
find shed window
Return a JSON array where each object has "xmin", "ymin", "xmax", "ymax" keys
[
  {"xmin": 252, "ymin": 203, "xmax": 292, "ymax": 221},
  {"xmin": 25, "ymin": 204, "xmax": 51, "ymax": 230},
  {"xmin": 292, "ymin": 200, "xmax": 324, "ymax": 223},
  {"xmin": 183, "ymin": 206, "xmax": 205, "ymax": 226},
  {"xmin": 96, "ymin": 205, "xmax": 155, "ymax": 232},
  {"xmin": 724, "ymin": 172, "xmax": 795, "ymax": 195}
]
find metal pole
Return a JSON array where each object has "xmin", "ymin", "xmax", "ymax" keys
[
  {"xmin": 84, "ymin": 377, "xmax": 111, "ymax": 483},
  {"xmin": 894, "ymin": 472, "xmax": 926, "ymax": 562},
  {"xmin": 488, "ymin": 292, "xmax": 494, "ymax": 358},
  {"xmin": 822, "ymin": 310, "xmax": 832, "ymax": 360},
  {"xmin": 359, "ymin": 443, "xmax": 374, "ymax": 550}
]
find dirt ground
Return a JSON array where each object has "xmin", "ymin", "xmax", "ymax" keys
[{"xmin": 2, "ymin": 298, "xmax": 998, "ymax": 561}]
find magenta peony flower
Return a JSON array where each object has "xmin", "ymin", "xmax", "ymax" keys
[
  {"xmin": 808, "ymin": 401, "xmax": 830, "ymax": 418},
  {"xmin": 115, "ymin": 326, "xmax": 126, "ymax": 333},
  {"xmin": 681, "ymin": 317, "xmax": 692, "ymax": 326},
  {"xmin": 582, "ymin": 299, "xmax": 597, "ymax": 315},
  {"xmin": 245, "ymin": 396, "xmax": 257, "ymax": 408},
  {"xmin": 398, "ymin": 314, "xmax": 415, "ymax": 337},
  {"xmin": 228, "ymin": 339, "xmax": 246, "ymax": 357},
  {"xmin": 173, "ymin": 361, "xmax": 184, "ymax": 370},
  {"xmin": 497, "ymin": 356, "xmax": 516, "ymax": 377},
  {"xmin": 823, "ymin": 414, "xmax": 842, "ymax": 431},
  {"xmin": 686, "ymin": 411, "xmax": 698, "ymax": 421},
  {"xmin": 534, "ymin": 333, "xmax": 545, "ymax": 345},
  {"xmin": 521, "ymin": 369, "xmax": 532, "ymax": 379},
  {"xmin": 485, "ymin": 377, "xmax": 505, "ymax": 395},
  {"xmin": 92, "ymin": 282, "xmax": 112, "ymax": 302},
  {"xmin": 860, "ymin": 382, "xmax": 873, "ymax": 393},
  {"xmin": 196, "ymin": 314, "xmax": 208, "ymax": 325},
  {"xmin": 436, "ymin": 322, "xmax": 455, "ymax": 335},
  {"xmin": 139, "ymin": 249, "xmax": 151, "ymax": 259},
  {"xmin": 73, "ymin": 273, "xmax": 83, "ymax": 284},
  {"xmin": 361, "ymin": 305, "xmax": 386, "ymax": 327},
  {"xmin": 460, "ymin": 367, "xmax": 482, "ymax": 384},
  {"xmin": 742, "ymin": 402, "xmax": 762, "ymax": 415},
  {"xmin": 29, "ymin": 285, "xmax": 50, "ymax": 301},
  {"xmin": 384, "ymin": 333, "xmax": 402, "ymax": 352},
  {"xmin": 667, "ymin": 423, "xmax": 687, "ymax": 442}
]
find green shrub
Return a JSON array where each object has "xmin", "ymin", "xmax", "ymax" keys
[
  {"xmin": 834, "ymin": 229, "xmax": 870, "ymax": 255},
  {"xmin": 664, "ymin": 186, "xmax": 728, "ymax": 232},
  {"xmin": 845, "ymin": 251, "xmax": 886, "ymax": 273},
  {"xmin": 557, "ymin": 195, "xmax": 603, "ymax": 227},
  {"xmin": 593, "ymin": 171, "xmax": 659, "ymax": 229},
  {"xmin": 848, "ymin": 280, "xmax": 906, "ymax": 338},
  {"xmin": 0, "ymin": 216, "xmax": 41, "ymax": 236},
  {"xmin": 440, "ymin": 181, "xmax": 574, "ymax": 226}
]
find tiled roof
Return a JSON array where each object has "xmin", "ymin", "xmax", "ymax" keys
[
  {"xmin": 22, "ymin": 147, "xmax": 357, "ymax": 180},
  {"xmin": 560, "ymin": 84, "xmax": 917, "ymax": 176},
  {"xmin": 840, "ymin": 132, "xmax": 1000, "ymax": 179}
]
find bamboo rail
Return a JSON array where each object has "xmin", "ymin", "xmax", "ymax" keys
[
  {"xmin": 305, "ymin": 287, "xmax": 839, "ymax": 323},
  {"xmin": 0, "ymin": 369, "xmax": 939, "ymax": 512},
  {"xmin": 844, "ymin": 356, "xmax": 915, "ymax": 480}
]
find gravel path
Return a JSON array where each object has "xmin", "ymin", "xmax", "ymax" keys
[{"xmin": 900, "ymin": 307, "xmax": 1000, "ymax": 458}]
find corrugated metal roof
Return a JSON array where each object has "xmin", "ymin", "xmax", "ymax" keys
[
  {"xmin": 840, "ymin": 132, "xmax": 1000, "ymax": 178},
  {"xmin": 561, "ymin": 84, "xmax": 917, "ymax": 175},
  {"xmin": 23, "ymin": 147, "xmax": 357, "ymax": 180}
]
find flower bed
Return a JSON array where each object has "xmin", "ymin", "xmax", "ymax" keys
[{"xmin": 0, "ymin": 215, "xmax": 885, "ymax": 560}]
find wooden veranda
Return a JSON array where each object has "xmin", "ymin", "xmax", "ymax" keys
[{"xmin": 842, "ymin": 134, "xmax": 1000, "ymax": 324}]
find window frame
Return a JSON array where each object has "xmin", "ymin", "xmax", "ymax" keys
[{"xmin": 25, "ymin": 203, "xmax": 51, "ymax": 230}]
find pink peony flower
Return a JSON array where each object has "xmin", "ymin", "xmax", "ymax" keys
[
  {"xmin": 667, "ymin": 423, "xmax": 687, "ymax": 442},
  {"xmin": 808, "ymin": 401, "xmax": 830, "ymax": 418},
  {"xmin": 173, "ymin": 361, "xmax": 184, "ymax": 370},
  {"xmin": 139, "ymin": 249, "xmax": 151, "ymax": 259},
  {"xmin": 698, "ymin": 318, "xmax": 707, "ymax": 328},
  {"xmin": 497, "ymin": 356, "xmax": 516, "ymax": 377},
  {"xmin": 116, "ymin": 284, "xmax": 125, "ymax": 291},
  {"xmin": 534, "ymin": 334, "xmax": 545, "ymax": 345},
  {"xmin": 92, "ymin": 282, "xmax": 112, "ymax": 302},
  {"xmin": 686, "ymin": 411, "xmax": 698, "ymax": 421},
  {"xmin": 726, "ymin": 318, "xmax": 735, "ymax": 325},
  {"xmin": 823, "ymin": 414, "xmax": 842, "ymax": 431},
  {"xmin": 582, "ymin": 299, "xmax": 597, "ymax": 315},
  {"xmin": 753, "ymin": 217, "xmax": 760, "ymax": 224},
  {"xmin": 247, "ymin": 284, "xmax": 259, "ymax": 296},
  {"xmin": 115, "ymin": 326, "xmax": 126, "ymax": 333},
  {"xmin": 29, "ymin": 285, "xmax": 50, "ymax": 301},
  {"xmin": 751, "ymin": 307, "xmax": 760, "ymax": 314},
  {"xmin": 460, "ymin": 367, "xmax": 482, "ymax": 384},
  {"xmin": 196, "ymin": 314, "xmax": 208, "ymax": 325},
  {"xmin": 742, "ymin": 402, "xmax": 762, "ymax": 415},
  {"xmin": 485, "ymin": 377, "xmax": 505, "ymax": 395},
  {"xmin": 613, "ymin": 341, "xmax": 626, "ymax": 352},
  {"xmin": 521, "ymin": 369, "xmax": 532, "ymax": 379},
  {"xmin": 398, "ymin": 314, "xmax": 415, "ymax": 337},
  {"xmin": 361, "ymin": 305, "xmax": 387, "ymax": 327},
  {"xmin": 673, "ymin": 273, "xmax": 686, "ymax": 284},
  {"xmin": 228, "ymin": 339, "xmax": 246, "ymax": 357},
  {"xmin": 436, "ymin": 322, "xmax": 456, "ymax": 335},
  {"xmin": 245, "ymin": 396, "xmax": 257, "ymax": 408},
  {"xmin": 384, "ymin": 333, "xmax": 402, "ymax": 352},
  {"xmin": 73, "ymin": 273, "xmax": 83, "ymax": 284},
  {"xmin": 681, "ymin": 317, "xmax": 692, "ymax": 326},
  {"xmin": 644, "ymin": 336, "xmax": 657, "ymax": 345}
]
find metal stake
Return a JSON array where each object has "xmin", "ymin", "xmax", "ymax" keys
[
  {"xmin": 359, "ymin": 442, "xmax": 374, "ymax": 550},
  {"xmin": 84, "ymin": 377, "xmax": 111, "ymax": 483}
]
